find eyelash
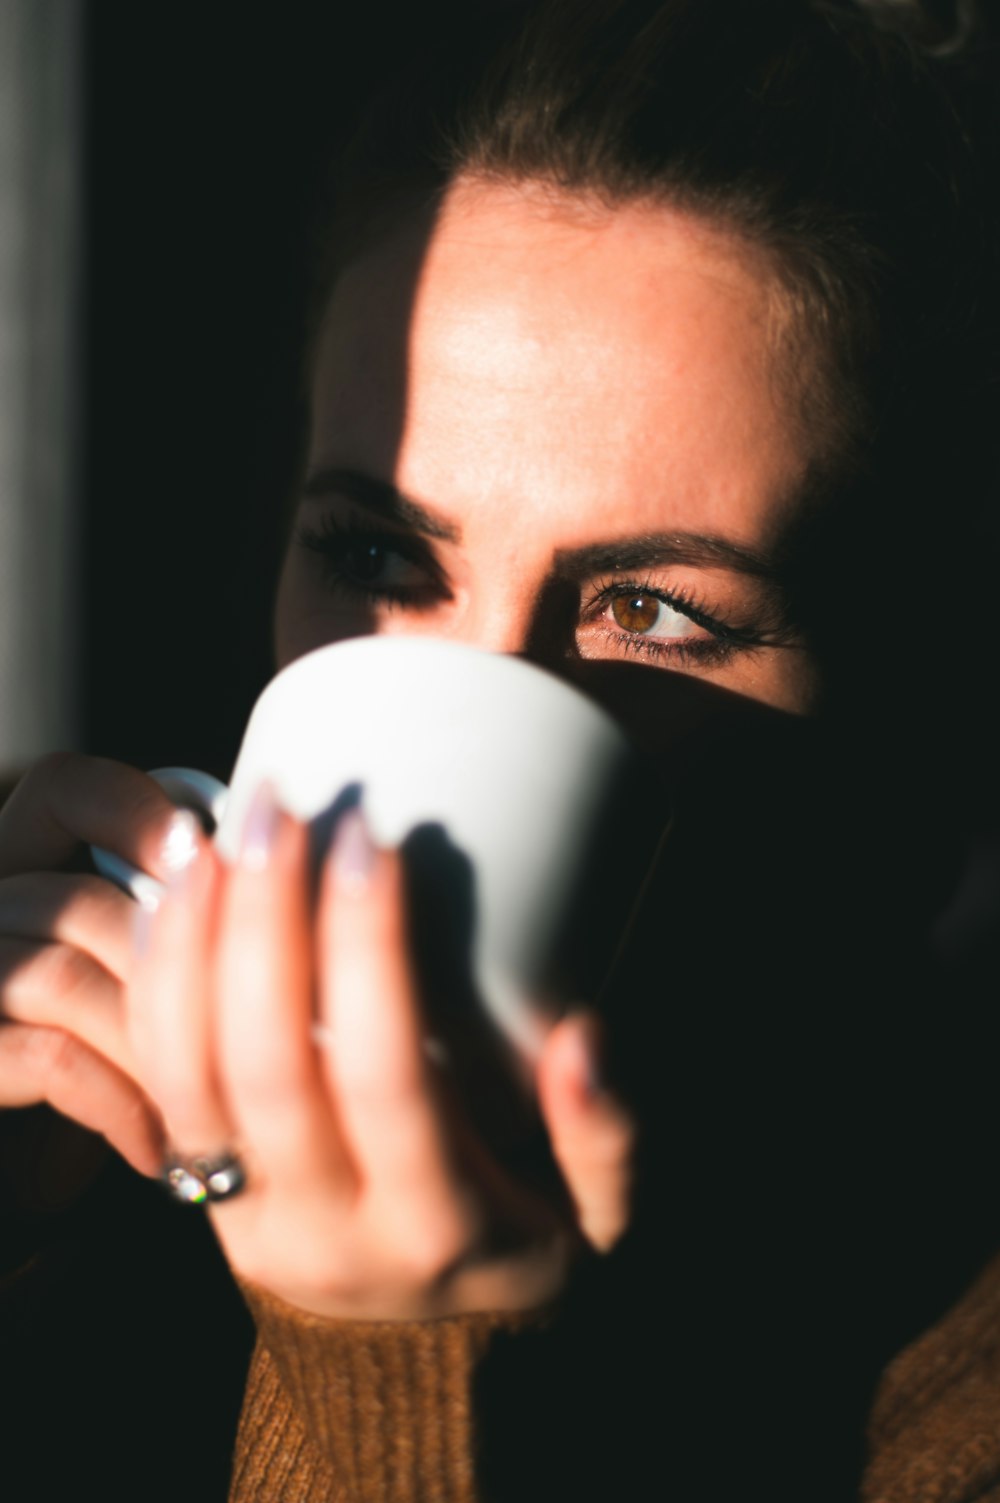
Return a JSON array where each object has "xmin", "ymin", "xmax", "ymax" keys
[
  {"xmin": 295, "ymin": 516, "xmax": 765, "ymax": 666},
  {"xmin": 294, "ymin": 515, "xmax": 444, "ymax": 607},
  {"xmin": 583, "ymin": 575, "xmax": 762, "ymax": 667}
]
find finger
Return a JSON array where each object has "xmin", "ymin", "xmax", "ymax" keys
[
  {"xmin": 0, "ymin": 936, "xmax": 133, "ymax": 1075},
  {"xmin": 537, "ymin": 1013, "xmax": 636, "ymax": 1252},
  {"xmin": 0, "ymin": 1022, "xmax": 165, "ymax": 1175},
  {"xmin": 129, "ymin": 832, "xmax": 234, "ymax": 1156},
  {"xmin": 318, "ymin": 810, "xmax": 466, "ymax": 1239},
  {"xmin": 0, "ymin": 752, "xmax": 196, "ymax": 884},
  {"xmin": 215, "ymin": 784, "xmax": 350, "ymax": 1197},
  {"xmin": 0, "ymin": 871, "xmax": 136, "ymax": 980}
]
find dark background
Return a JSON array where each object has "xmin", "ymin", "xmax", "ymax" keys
[
  {"xmin": 81, "ymin": 1, "xmax": 1000, "ymax": 796},
  {"xmin": 82, "ymin": 4, "xmax": 471, "ymax": 779},
  {"xmin": 20, "ymin": 12, "xmax": 999, "ymax": 1495}
]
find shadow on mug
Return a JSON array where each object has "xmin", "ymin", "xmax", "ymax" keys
[{"xmin": 312, "ymin": 794, "xmax": 571, "ymax": 1202}]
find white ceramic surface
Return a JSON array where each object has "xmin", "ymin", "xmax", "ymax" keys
[{"xmin": 94, "ymin": 638, "xmax": 667, "ymax": 1059}]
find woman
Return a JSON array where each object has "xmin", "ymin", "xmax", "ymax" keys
[{"xmin": 2, "ymin": 2, "xmax": 998, "ymax": 1498}]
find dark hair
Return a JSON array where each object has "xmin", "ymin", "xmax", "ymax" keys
[{"xmin": 308, "ymin": 0, "xmax": 999, "ymax": 814}]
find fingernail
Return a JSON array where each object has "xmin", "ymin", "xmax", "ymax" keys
[
  {"xmin": 567, "ymin": 1013, "xmax": 605, "ymax": 1097},
  {"xmin": 333, "ymin": 807, "xmax": 376, "ymax": 894},
  {"xmin": 133, "ymin": 890, "xmax": 160, "ymax": 957},
  {"xmin": 130, "ymin": 871, "xmax": 165, "ymax": 910},
  {"xmin": 310, "ymin": 1021, "xmax": 336, "ymax": 1050},
  {"xmin": 161, "ymin": 810, "xmax": 201, "ymax": 885},
  {"xmin": 240, "ymin": 781, "xmax": 282, "ymax": 872}
]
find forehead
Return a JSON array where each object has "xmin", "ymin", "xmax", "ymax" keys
[{"xmin": 310, "ymin": 179, "xmax": 808, "ymax": 551}]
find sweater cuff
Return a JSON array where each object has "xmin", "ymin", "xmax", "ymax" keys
[{"xmin": 235, "ymin": 1279, "xmax": 549, "ymax": 1503}]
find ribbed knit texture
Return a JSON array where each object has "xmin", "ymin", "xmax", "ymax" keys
[
  {"xmin": 231, "ymin": 1282, "xmax": 540, "ymax": 1503},
  {"xmin": 230, "ymin": 1337, "xmax": 339, "ymax": 1503},
  {"xmin": 230, "ymin": 1261, "xmax": 1000, "ymax": 1503},
  {"xmin": 863, "ymin": 1253, "xmax": 1000, "ymax": 1503}
]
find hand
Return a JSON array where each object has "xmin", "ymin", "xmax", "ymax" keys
[
  {"xmin": 0, "ymin": 752, "xmax": 198, "ymax": 1177},
  {"xmin": 129, "ymin": 786, "xmax": 636, "ymax": 1320}
]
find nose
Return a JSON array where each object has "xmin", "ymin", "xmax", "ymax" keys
[
  {"xmin": 449, "ymin": 612, "xmax": 533, "ymax": 657},
  {"xmin": 434, "ymin": 575, "xmax": 577, "ymax": 670}
]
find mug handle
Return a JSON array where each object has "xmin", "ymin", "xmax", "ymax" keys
[{"xmin": 89, "ymin": 766, "xmax": 229, "ymax": 906}]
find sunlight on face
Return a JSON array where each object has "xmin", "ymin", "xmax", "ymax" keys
[{"xmin": 275, "ymin": 179, "xmax": 823, "ymax": 735}]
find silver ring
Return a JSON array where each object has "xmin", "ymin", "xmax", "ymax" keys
[{"xmin": 162, "ymin": 1149, "xmax": 247, "ymax": 1206}]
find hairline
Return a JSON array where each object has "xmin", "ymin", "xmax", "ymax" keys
[{"xmin": 309, "ymin": 167, "xmax": 847, "ymax": 503}]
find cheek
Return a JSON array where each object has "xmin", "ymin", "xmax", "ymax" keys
[
  {"xmin": 274, "ymin": 546, "xmax": 400, "ymax": 670},
  {"xmin": 720, "ymin": 650, "xmax": 823, "ymax": 719},
  {"xmin": 271, "ymin": 551, "xmax": 360, "ymax": 670}
]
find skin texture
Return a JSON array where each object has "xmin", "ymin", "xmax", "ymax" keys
[
  {"xmin": 276, "ymin": 181, "xmax": 821, "ymax": 720},
  {"xmin": 0, "ymin": 182, "xmax": 824, "ymax": 1317}
]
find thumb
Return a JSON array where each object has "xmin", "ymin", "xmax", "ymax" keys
[{"xmin": 537, "ymin": 1012, "xmax": 635, "ymax": 1253}]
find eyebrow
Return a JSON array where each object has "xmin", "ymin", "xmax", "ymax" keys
[
  {"xmin": 302, "ymin": 467, "xmax": 462, "ymax": 543},
  {"xmin": 552, "ymin": 534, "xmax": 782, "ymax": 583},
  {"xmin": 302, "ymin": 465, "xmax": 787, "ymax": 594}
]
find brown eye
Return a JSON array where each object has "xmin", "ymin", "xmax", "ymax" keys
[
  {"xmin": 606, "ymin": 591, "xmax": 703, "ymax": 642},
  {"xmin": 612, "ymin": 593, "xmax": 661, "ymax": 633}
]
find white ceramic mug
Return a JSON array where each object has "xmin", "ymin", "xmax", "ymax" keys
[{"xmin": 94, "ymin": 637, "xmax": 669, "ymax": 1063}]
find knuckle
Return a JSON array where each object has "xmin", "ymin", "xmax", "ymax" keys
[
  {"xmin": 29, "ymin": 750, "xmax": 95, "ymax": 817},
  {"xmin": 49, "ymin": 753, "xmax": 173, "ymax": 846},
  {"xmin": 561, "ymin": 1095, "xmax": 636, "ymax": 1162},
  {"xmin": 125, "ymin": 781, "xmax": 174, "ymax": 835},
  {"xmin": 99, "ymin": 781, "xmax": 177, "ymax": 861},
  {"xmin": 116, "ymin": 1087, "xmax": 160, "ymax": 1148},
  {"xmin": 229, "ymin": 1248, "xmax": 270, "ymax": 1289},
  {"xmin": 45, "ymin": 869, "xmax": 126, "ymax": 922},
  {"xmin": 32, "ymin": 1025, "xmax": 84, "ymax": 1089},
  {"xmin": 290, "ymin": 1248, "xmax": 353, "ymax": 1297},
  {"xmin": 142, "ymin": 1069, "xmax": 211, "ymax": 1138},
  {"xmin": 579, "ymin": 1128, "xmax": 635, "ymax": 1183},
  {"xmin": 150, "ymin": 1076, "xmax": 200, "ymax": 1123},
  {"xmin": 226, "ymin": 1059, "xmax": 296, "ymax": 1115},
  {"xmin": 339, "ymin": 1057, "xmax": 424, "ymax": 1110},
  {"xmin": 37, "ymin": 942, "xmax": 99, "ymax": 1004},
  {"xmin": 237, "ymin": 1239, "xmax": 341, "ymax": 1299},
  {"xmin": 334, "ymin": 1067, "xmax": 389, "ymax": 1111},
  {"xmin": 594, "ymin": 1110, "xmax": 637, "ymax": 1163},
  {"xmin": 0, "ymin": 752, "xmax": 74, "ymax": 829},
  {"xmin": 26, "ymin": 749, "xmax": 79, "ymax": 789},
  {"xmin": 73, "ymin": 874, "xmax": 133, "ymax": 942},
  {"xmin": 1, "ymin": 868, "xmax": 117, "ymax": 921},
  {"xmin": 69, "ymin": 869, "xmax": 124, "ymax": 907},
  {"xmin": 395, "ymin": 1213, "xmax": 469, "ymax": 1285}
]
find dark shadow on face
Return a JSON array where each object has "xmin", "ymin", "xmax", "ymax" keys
[
  {"xmin": 463, "ymin": 655, "xmax": 995, "ymax": 1503},
  {"xmin": 276, "ymin": 157, "xmax": 999, "ymax": 1502},
  {"xmin": 70, "ymin": 17, "xmax": 1000, "ymax": 1499}
]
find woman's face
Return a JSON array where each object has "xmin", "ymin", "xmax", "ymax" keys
[{"xmin": 275, "ymin": 180, "xmax": 822, "ymax": 750}]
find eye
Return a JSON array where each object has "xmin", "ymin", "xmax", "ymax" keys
[
  {"xmin": 294, "ymin": 516, "xmax": 444, "ymax": 606},
  {"xmin": 608, "ymin": 591, "xmax": 705, "ymax": 642},
  {"xmin": 336, "ymin": 537, "xmax": 428, "ymax": 593},
  {"xmin": 579, "ymin": 576, "xmax": 747, "ymax": 668}
]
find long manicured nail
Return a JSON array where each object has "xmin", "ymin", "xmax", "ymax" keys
[
  {"xmin": 240, "ymin": 781, "xmax": 282, "ymax": 872},
  {"xmin": 333, "ymin": 807, "xmax": 377, "ymax": 895},
  {"xmin": 133, "ymin": 891, "xmax": 160, "ymax": 957},
  {"xmin": 161, "ymin": 810, "xmax": 201, "ymax": 887}
]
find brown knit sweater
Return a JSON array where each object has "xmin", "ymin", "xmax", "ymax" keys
[
  {"xmin": 226, "ymin": 1256, "xmax": 1000, "ymax": 1503},
  {"xmin": 4, "ymin": 1090, "xmax": 1000, "ymax": 1502},
  {"xmin": 3, "ymin": 774, "xmax": 999, "ymax": 1500},
  {"xmin": 861, "ymin": 1253, "xmax": 1000, "ymax": 1503},
  {"xmin": 230, "ymin": 1286, "xmax": 537, "ymax": 1503}
]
